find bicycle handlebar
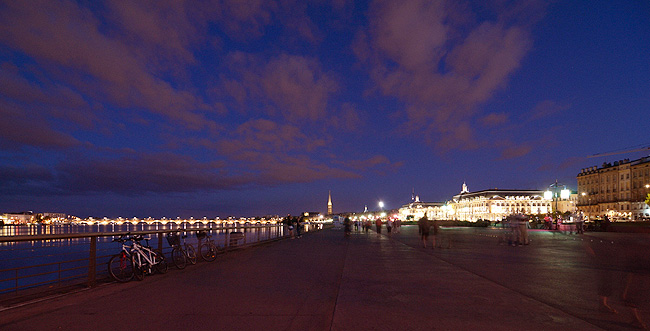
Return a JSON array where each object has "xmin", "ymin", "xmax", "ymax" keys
[{"xmin": 111, "ymin": 232, "xmax": 132, "ymax": 243}]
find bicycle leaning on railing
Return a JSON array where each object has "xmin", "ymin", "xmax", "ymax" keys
[
  {"xmin": 107, "ymin": 233, "xmax": 168, "ymax": 282},
  {"xmin": 196, "ymin": 230, "xmax": 221, "ymax": 262},
  {"xmin": 107, "ymin": 233, "xmax": 135, "ymax": 282},
  {"xmin": 166, "ymin": 231, "xmax": 197, "ymax": 269}
]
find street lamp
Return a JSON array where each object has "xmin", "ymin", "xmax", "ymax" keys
[
  {"xmin": 545, "ymin": 180, "xmax": 569, "ymax": 216},
  {"xmin": 378, "ymin": 201, "xmax": 384, "ymax": 210},
  {"xmin": 581, "ymin": 192, "xmax": 592, "ymax": 220}
]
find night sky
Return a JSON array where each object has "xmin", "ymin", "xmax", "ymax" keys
[{"xmin": 1, "ymin": 1, "xmax": 649, "ymax": 218}]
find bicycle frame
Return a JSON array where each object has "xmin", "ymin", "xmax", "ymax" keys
[{"xmin": 131, "ymin": 241, "xmax": 156, "ymax": 268}]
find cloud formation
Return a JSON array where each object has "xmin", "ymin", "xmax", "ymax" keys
[{"xmin": 356, "ymin": 0, "xmax": 542, "ymax": 150}]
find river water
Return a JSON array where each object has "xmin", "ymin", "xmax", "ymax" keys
[{"xmin": 0, "ymin": 223, "xmax": 288, "ymax": 293}]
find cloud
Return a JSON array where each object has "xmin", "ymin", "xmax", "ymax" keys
[
  {"xmin": 0, "ymin": 164, "xmax": 53, "ymax": 186},
  {"xmin": 217, "ymin": 119, "xmax": 327, "ymax": 154},
  {"xmin": 499, "ymin": 144, "xmax": 533, "ymax": 160},
  {"xmin": 356, "ymin": 0, "xmax": 542, "ymax": 150},
  {"xmin": 0, "ymin": 100, "xmax": 80, "ymax": 149},
  {"xmin": 213, "ymin": 0, "xmax": 277, "ymax": 39},
  {"xmin": 55, "ymin": 152, "xmax": 237, "ymax": 194},
  {"xmin": 211, "ymin": 119, "xmax": 399, "ymax": 185},
  {"xmin": 218, "ymin": 53, "xmax": 339, "ymax": 122},
  {"xmin": 0, "ymin": 0, "xmax": 212, "ymax": 130},
  {"xmin": 480, "ymin": 112, "xmax": 509, "ymax": 127},
  {"xmin": 529, "ymin": 100, "xmax": 571, "ymax": 121}
]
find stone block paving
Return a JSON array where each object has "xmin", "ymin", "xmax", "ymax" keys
[{"xmin": 1, "ymin": 225, "xmax": 648, "ymax": 330}]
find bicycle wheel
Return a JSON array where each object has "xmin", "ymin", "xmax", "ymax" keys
[
  {"xmin": 132, "ymin": 255, "xmax": 145, "ymax": 281},
  {"xmin": 172, "ymin": 246, "xmax": 187, "ymax": 269},
  {"xmin": 108, "ymin": 253, "xmax": 134, "ymax": 282},
  {"xmin": 185, "ymin": 244, "xmax": 197, "ymax": 265},
  {"xmin": 154, "ymin": 250, "xmax": 168, "ymax": 274},
  {"xmin": 200, "ymin": 242, "xmax": 217, "ymax": 262},
  {"xmin": 133, "ymin": 264, "xmax": 145, "ymax": 281}
]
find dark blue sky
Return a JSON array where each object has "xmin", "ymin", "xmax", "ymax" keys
[{"xmin": 1, "ymin": 0, "xmax": 649, "ymax": 218}]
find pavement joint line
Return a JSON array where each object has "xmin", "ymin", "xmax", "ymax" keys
[
  {"xmin": 329, "ymin": 234, "xmax": 350, "ymax": 331},
  {"xmin": 0, "ymin": 285, "xmax": 95, "ymax": 313},
  {"xmin": 381, "ymin": 232, "xmax": 608, "ymax": 330}
]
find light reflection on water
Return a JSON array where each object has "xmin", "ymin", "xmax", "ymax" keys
[{"xmin": 0, "ymin": 223, "xmax": 288, "ymax": 293}]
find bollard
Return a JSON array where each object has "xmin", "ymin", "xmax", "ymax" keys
[{"xmin": 87, "ymin": 236, "xmax": 97, "ymax": 287}]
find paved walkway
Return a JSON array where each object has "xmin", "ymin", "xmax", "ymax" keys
[{"xmin": 1, "ymin": 226, "xmax": 649, "ymax": 330}]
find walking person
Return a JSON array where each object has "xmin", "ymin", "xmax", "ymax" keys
[
  {"xmin": 576, "ymin": 212, "xmax": 585, "ymax": 234},
  {"xmin": 295, "ymin": 217, "xmax": 303, "ymax": 238},
  {"xmin": 518, "ymin": 214, "xmax": 529, "ymax": 245},
  {"xmin": 418, "ymin": 215, "xmax": 430, "ymax": 248},
  {"xmin": 386, "ymin": 218, "xmax": 393, "ymax": 234},
  {"xmin": 431, "ymin": 218, "xmax": 439, "ymax": 248},
  {"xmin": 375, "ymin": 218, "xmax": 382, "ymax": 235},
  {"xmin": 395, "ymin": 218, "xmax": 402, "ymax": 233},
  {"xmin": 544, "ymin": 215, "xmax": 552, "ymax": 230},
  {"xmin": 343, "ymin": 217, "xmax": 351, "ymax": 236}
]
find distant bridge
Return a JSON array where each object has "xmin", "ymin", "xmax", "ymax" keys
[{"xmin": 48, "ymin": 219, "xmax": 282, "ymax": 226}]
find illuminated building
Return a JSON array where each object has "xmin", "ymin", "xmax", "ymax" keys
[
  {"xmin": 577, "ymin": 155, "xmax": 650, "ymax": 220},
  {"xmin": 450, "ymin": 184, "xmax": 551, "ymax": 222},
  {"xmin": 398, "ymin": 195, "xmax": 446, "ymax": 221},
  {"xmin": 1, "ymin": 212, "xmax": 34, "ymax": 224},
  {"xmin": 398, "ymin": 183, "xmax": 551, "ymax": 222}
]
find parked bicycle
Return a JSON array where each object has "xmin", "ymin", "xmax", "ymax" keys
[
  {"xmin": 130, "ymin": 235, "xmax": 168, "ymax": 280},
  {"xmin": 197, "ymin": 230, "xmax": 220, "ymax": 262},
  {"xmin": 108, "ymin": 233, "xmax": 168, "ymax": 282},
  {"xmin": 167, "ymin": 231, "xmax": 197, "ymax": 269},
  {"xmin": 107, "ymin": 233, "xmax": 134, "ymax": 282}
]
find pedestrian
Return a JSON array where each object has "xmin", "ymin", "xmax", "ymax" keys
[
  {"xmin": 418, "ymin": 216, "xmax": 430, "ymax": 248},
  {"xmin": 375, "ymin": 218, "xmax": 382, "ymax": 234},
  {"xmin": 518, "ymin": 214, "xmax": 529, "ymax": 245},
  {"xmin": 506, "ymin": 214, "xmax": 520, "ymax": 246},
  {"xmin": 395, "ymin": 218, "xmax": 402, "ymax": 233},
  {"xmin": 386, "ymin": 218, "xmax": 393, "ymax": 234},
  {"xmin": 576, "ymin": 212, "xmax": 585, "ymax": 234},
  {"xmin": 285, "ymin": 215, "xmax": 295, "ymax": 239},
  {"xmin": 343, "ymin": 217, "xmax": 351, "ymax": 236},
  {"xmin": 431, "ymin": 218, "xmax": 439, "ymax": 248},
  {"xmin": 295, "ymin": 217, "xmax": 303, "ymax": 238},
  {"xmin": 544, "ymin": 215, "xmax": 552, "ymax": 230}
]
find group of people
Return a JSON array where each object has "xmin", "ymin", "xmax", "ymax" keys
[
  {"xmin": 342, "ymin": 217, "xmax": 402, "ymax": 235},
  {"xmin": 505, "ymin": 214, "xmax": 530, "ymax": 246},
  {"xmin": 543, "ymin": 213, "xmax": 587, "ymax": 234},
  {"xmin": 283, "ymin": 215, "xmax": 304, "ymax": 239}
]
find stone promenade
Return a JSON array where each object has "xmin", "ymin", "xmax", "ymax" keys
[{"xmin": 1, "ymin": 226, "xmax": 649, "ymax": 330}]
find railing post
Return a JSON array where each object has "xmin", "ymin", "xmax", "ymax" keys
[
  {"xmin": 158, "ymin": 232, "xmax": 163, "ymax": 253},
  {"xmin": 87, "ymin": 236, "xmax": 97, "ymax": 288}
]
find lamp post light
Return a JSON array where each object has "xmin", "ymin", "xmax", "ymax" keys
[
  {"xmin": 378, "ymin": 201, "xmax": 384, "ymax": 211},
  {"xmin": 545, "ymin": 180, "xmax": 570, "ymax": 217},
  {"xmin": 581, "ymin": 192, "xmax": 592, "ymax": 220}
]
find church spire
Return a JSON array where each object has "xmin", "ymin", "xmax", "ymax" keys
[{"xmin": 327, "ymin": 191, "xmax": 333, "ymax": 215}]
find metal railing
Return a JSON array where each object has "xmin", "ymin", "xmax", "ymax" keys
[{"xmin": 0, "ymin": 223, "xmax": 325, "ymax": 302}]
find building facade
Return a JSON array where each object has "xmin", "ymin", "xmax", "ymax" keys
[
  {"xmin": 1, "ymin": 212, "xmax": 34, "ymax": 224},
  {"xmin": 398, "ymin": 184, "xmax": 553, "ymax": 222},
  {"xmin": 450, "ymin": 187, "xmax": 551, "ymax": 222},
  {"xmin": 398, "ymin": 196, "xmax": 448, "ymax": 221},
  {"xmin": 577, "ymin": 156, "xmax": 650, "ymax": 220}
]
